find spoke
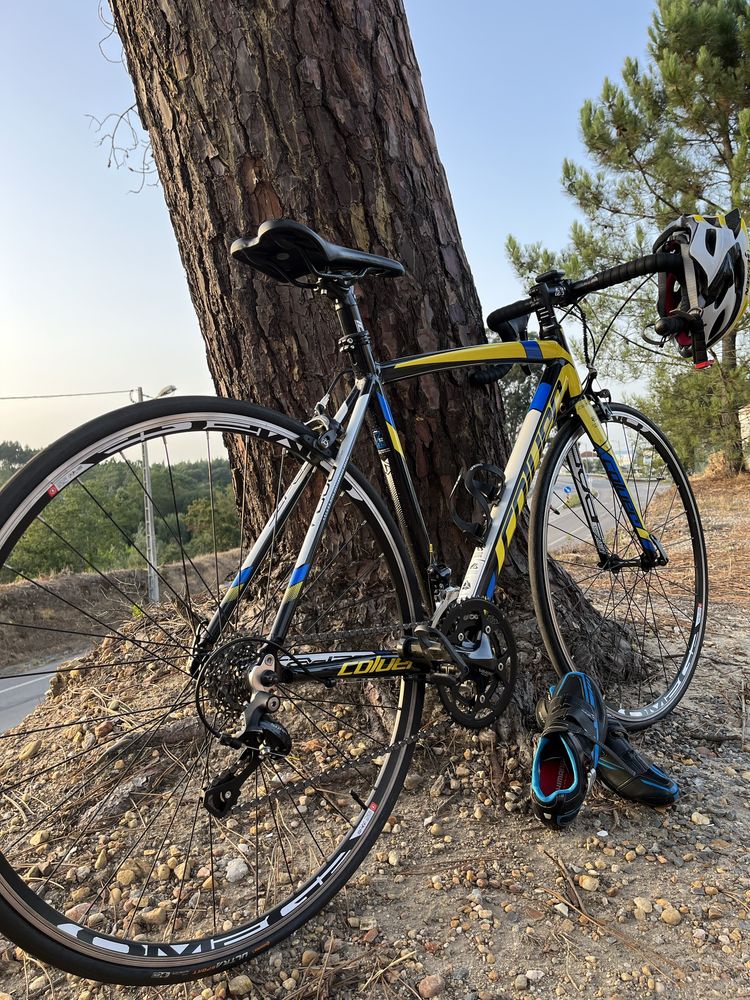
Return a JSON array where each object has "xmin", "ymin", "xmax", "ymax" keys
[
  {"xmin": 1, "ymin": 698, "xmax": 194, "ymax": 742},
  {"xmin": 205, "ymin": 432, "xmax": 221, "ymax": 601},
  {"xmin": 4, "ymin": 676, "xmax": 194, "ymax": 855},
  {"xmin": 122, "ymin": 448, "xmax": 219, "ymax": 605},
  {"xmin": 265, "ymin": 755, "xmax": 327, "ymax": 861},
  {"xmin": 35, "ymin": 513, "xmax": 190, "ymax": 653},
  {"xmin": 276, "ymin": 685, "xmax": 392, "ymax": 748},
  {"xmin": 76, "ymin": 474, "xmax": 196, "ymax": 617}
]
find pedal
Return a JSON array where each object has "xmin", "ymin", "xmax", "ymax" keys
[
  {"xmin": 449, "ymin": 463, "xmax": 505, "ymax": 545},
  {"xmin": 401, "ymin": 623, "xmax": 468, "ymax": 671}
]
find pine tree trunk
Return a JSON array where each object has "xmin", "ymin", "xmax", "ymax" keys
[
  {"xmin": 720, "ymin": 332, "xmax": 744, "ymax": 474},
  {"xmin": 108, "ymin": 0, "xmax": 521, "ymax": 579}
]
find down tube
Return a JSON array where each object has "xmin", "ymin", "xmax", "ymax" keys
[{"xmin": 460, "ymin": 363, "xmax": 568, "ymax": 600}]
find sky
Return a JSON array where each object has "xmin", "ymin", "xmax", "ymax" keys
[{"xmin": 0, "ymin": 1, "xmax": 654, "ymax": 450}]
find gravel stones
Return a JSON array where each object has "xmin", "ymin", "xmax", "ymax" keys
[
  {"xmin": 417, "ymin": 974, "xmax": 445, "ymax": 998},
  {"xmin": 661, "ymin": 906, "xmax": 683, "ymax": 925},
  {"xmin": 225, "ymin": 858, "xmax": 249, "ymax": 883},
  {"xmin": 578, "ymin": 875, "xmax": 599, "ymax": 892},
  {"xmin": 227, "ymin": 973, "xmax": 253, "ymax": 996}
]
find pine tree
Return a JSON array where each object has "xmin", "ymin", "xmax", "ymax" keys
[{"xmin": 508, "ymin": 0, "xmax": 750, "ymax": 471}]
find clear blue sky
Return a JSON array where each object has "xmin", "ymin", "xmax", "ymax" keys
[{"xmin": 0, "ymin": 1, "xmax": 653, "ymax": 449}]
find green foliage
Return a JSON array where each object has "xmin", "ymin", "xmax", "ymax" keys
[
  {"xmin": 632, "ymin": 360, "xmax": 750, "ymax": 470},
  {"xmin": 184, "ymin": 484, "xmax": 241, "ymax": 554},
  {"xmin": 0, "ymin": 440, "xmax": 38, "ymax": 486},
  {"xmin": 4, "ymin": 454, "xmax": 236, "ymax": 580},
  {"xmin": 497, "ymin": 366, "xmax": 536, "ymax": 441},
  {"xmin": 507, "ymin": 0, "xmax": 750, "ymax": 468}
]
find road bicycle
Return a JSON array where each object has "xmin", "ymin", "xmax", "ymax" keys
[{"xmin": 0, "ymin": 220, "xmax": 706, "ymax": 983}]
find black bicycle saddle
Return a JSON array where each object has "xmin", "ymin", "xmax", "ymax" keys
[{"xmin": 230, "ymin": 219, "xmax": 405, "ymax": 284}]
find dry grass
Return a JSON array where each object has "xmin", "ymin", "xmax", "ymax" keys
[{"xmin": 690, "ymin": 470, "xmax": 750, "ymax": 606}]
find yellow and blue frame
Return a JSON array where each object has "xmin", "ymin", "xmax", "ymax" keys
[{"xmin": 198, "ymin": 336, "xmax": 663, "ymax": 680}]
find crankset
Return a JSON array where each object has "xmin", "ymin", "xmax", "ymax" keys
[{"xmin": 432, "ymin": 597, "xmax": 518, "ymax": 729}]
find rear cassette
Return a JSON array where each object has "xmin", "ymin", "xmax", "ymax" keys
[{"xmin": 436, "ymin": 598, "xmax": 517, "ymax": 729}]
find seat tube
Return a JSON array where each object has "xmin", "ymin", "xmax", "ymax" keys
[{"xmin": 333, "ymin": 285, "xmax": 378, "ymax": 377}]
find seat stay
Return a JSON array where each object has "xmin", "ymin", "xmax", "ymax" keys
[
  {"xmin": 200, "ymin": 459, "xmax": 319, "ymax": 645},
  {"xmin": 266, "ymin": 378, "xmax": 376, "ymax": 647}
]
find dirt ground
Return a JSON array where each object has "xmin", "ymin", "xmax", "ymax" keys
[{"xmin": 0, "ymin": 474, "xmax": 748, "ymax": 1000}]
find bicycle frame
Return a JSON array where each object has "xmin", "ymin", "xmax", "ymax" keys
[{"xmin": 198, "ymin": 332, "xmax": 664, "ymax": 683}]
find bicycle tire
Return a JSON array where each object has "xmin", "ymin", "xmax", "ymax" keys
[
  {"xmin": 529, "ymin": 402, "xmax": 707, "ymax": 730},
  {"xmin": 0, "ymin": 396, "xmax": 424, "ymax": 985}
]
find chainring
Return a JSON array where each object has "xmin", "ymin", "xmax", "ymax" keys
[{"xmin": 435, "ymin": 597, "xmax": 518, "ymax": 729}]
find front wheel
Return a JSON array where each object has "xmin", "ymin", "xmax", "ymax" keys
[{"xmin": 530, "ymin": 402, "xmax": 707, "ymax": 730}]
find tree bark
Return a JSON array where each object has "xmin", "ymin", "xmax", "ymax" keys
[
  {"xmin": 108, "ymin": 0, "xmax": 518, "ymax": 576},
  {"xmin": 720, "ymin": 331, "xmax": 745, "ymax": 474}
]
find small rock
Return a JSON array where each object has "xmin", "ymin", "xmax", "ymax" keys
[
  {"xmin": 429, "ymin": 822, "xmax": 443, "ymax": 837},
  {"xmin": 227, "ymin": 973, "xmax": 253, "ymax": 996},
  {"xmin": 225, "ymin": 859, "xmax": 249, "ymax": 884},
  {"xmin": 19, "ymin": 739, "xmax": 41, "ymax": 762},
  {"xmin": 634, "ymin": 896, "xmax": 653, "ymax": 913},
  {"xmin": 553, "ymin": 902, "xmax": 569, "ymax": 917},
  {"xmin": 514, "ymin": 974, "xmax": 529, "ymax": 990},
  {"xmin": 139, "ymin": 906, "xmax": 167, "ymax": 926},
  {"xmin": 282, "ymin": 979, "xmax": 296, "ymax": 991},
  {"xmin": 526, "ymin": 969, "xmax": 544, "ymax": 982},
  {"xmin": 418, "ymin": 974, "xmax": 445, "ymax": 998},
  {"xmin": 29, "ymin": 977, "xmax": 46, "ymax": 991},
  {"xmin": 29, "ymin": 830, "xmax": 49, "ymax": 847},
  {"xmin": 388, "ymin": 850, "xmax": 400, "ymax": 866},
  {"xmin": 173, "ymin": 860, "xmax": 191, "ymax": 881},
  {"xmin": 578, "ymin": 875, "xmax": 599, "ymax": 892},
  {"xmin": 691, "ymin": 811, "xmax": 711, "ymax": 826},
  {"xmin": 661, "ymin": 907, "xmax": 682, "ymax": 925},
  {"xmin": 301, "ymin": 949, "xmax": 317, "ymax": 967}
]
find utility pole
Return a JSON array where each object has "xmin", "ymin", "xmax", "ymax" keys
[
  {"xmin": 136, "ymin": 387, "xmax": 159, "ymax": 603},
  {"xmin": 134, "ymin": 384, "xmax": 177, "ymax": 603}
]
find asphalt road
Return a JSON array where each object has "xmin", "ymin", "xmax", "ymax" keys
[{"xmin": 0, "ymin": 661, "xmax": 59, "ymax": 733}]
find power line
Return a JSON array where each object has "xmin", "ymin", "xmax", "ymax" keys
[{"xmin": 0, "ymin": 389, "xmax": 132, "ymax": 401}]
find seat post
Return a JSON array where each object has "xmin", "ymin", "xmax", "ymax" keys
[{"xmin": 328, "ymin": 283, "xmax": 378, "ymax": 377}]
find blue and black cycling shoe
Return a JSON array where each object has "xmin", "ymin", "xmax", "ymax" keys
[
  {"xmin": 596, "ymin": 723, "xmax": 679, "ymax": 806},
  {"xmin": 531, "ymin": 672, "xmax": 608, "ymax": 829},
  {"xmin": 537, "ymin": 691, "xmax": 679, "ymax": 807}
]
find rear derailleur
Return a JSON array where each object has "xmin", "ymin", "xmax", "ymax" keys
[{"xmin": 202, "ymin": 692, "xmax": 291, "ymax": 818}]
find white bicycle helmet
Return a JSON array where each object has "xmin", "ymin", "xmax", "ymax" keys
[{"xmin": 653, "ymin": 209, "xmax": 750, "ymax": 362}]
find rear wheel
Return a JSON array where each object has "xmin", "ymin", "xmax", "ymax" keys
[
  {"xmin": 0, "ymin": 397, "xmax": 423, "ymax": 984},
  {"xmin": 530, "ymin": 402, "xmax": 707, "ymax": 729}
]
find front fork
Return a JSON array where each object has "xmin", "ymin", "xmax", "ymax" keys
[{"xmin": 570, "ymin": 398, "xmax": 668, "ymax": 569}]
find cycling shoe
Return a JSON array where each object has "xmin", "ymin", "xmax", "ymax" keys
[
  {"xmin": 531, "ymin": 672, "xmax": 607, "ymax": 828},
  {"xmin": 597, "ymin": 723, "xmax": 679, "ymax": 805},
  {"xmin": 537, "ymin": 689, "xmax": 679, "ymax": 807}
]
